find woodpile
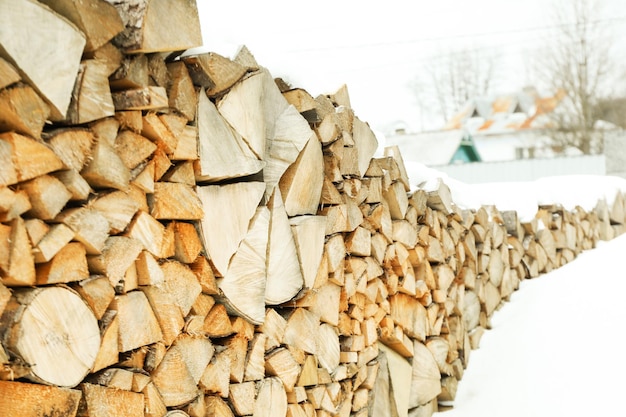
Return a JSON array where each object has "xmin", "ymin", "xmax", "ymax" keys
[{"xmin": 1, "ymin": 1, "xmax": 626, "ymax": 416}]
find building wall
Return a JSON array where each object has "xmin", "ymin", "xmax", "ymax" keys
[{"xmin": 604, "ymin": 131, "xmax": 626, "ymax": 179}]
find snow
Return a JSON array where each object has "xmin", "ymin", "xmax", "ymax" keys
[
  {"xmin": 437, "ymin": 233, "xmax": 626, "ymax": 416},
  {"xmin": 405, "ymin": 162, "xmax": 626, "ymax": 222},
  {"xmin": 404, "ymin": 162, "xmax": 626, "ymax": 416}
]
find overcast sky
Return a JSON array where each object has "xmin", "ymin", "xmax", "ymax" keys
[{"xmin": 197, "ymin": 0, "xmax": 626, "ymax": 134}]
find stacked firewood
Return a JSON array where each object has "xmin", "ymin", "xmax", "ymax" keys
[{"xmin": 1, "ymin": 1, "xmax": 625, "ymax": 417}]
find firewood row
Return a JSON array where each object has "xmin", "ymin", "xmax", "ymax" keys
[{"xmin": 1, "ymin": 1, "xmax": 625, "ymax": 417}]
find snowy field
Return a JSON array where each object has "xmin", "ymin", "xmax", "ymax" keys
[
  {"xmin": 403, "ymin": 162, "xmax": 626, "ymax": 416},
  {"xmin": 437, "ymin": 232, "xmax": 626, "ymax": 416}
]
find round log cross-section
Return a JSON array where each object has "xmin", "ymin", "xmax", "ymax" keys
[{"xmin": 1, "ymin": 286, "xmax": 100, "ymax": 387}]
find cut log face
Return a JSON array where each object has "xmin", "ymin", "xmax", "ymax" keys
[
  {"xmin": 183, "ymin": 52, "xmax": 247, "ymax": 95},
  {"xmin": 409, "ymin": 341, "xmax": 441, "ymax": 409},
  {"xmin": 351, "ymin": 117, "xmax": 379, "ymax": 178},
  {"xmin": 266, "ymin": 188, "xmax": 304, "ymax": 305},
  {"xmin": 253, "ymin": 377, "xmax": 288, "ymax": 417},
  {"xmin": 0, "ymin": 0, "xmax": 86, "ymax": 118},
  {"xmin": 263, "ymin": 104, "xmax": 314, "ymax": 198},
  {"xmin": 0, "ymin": 132, "xmax": 65, "ymax": 186},
  {"xmin": 66, "ymin": 59, "xmax": 116, "ymax": 124},
  {"xmin": 196, "ymin": 182, "xmax": 265, "ymax": 276},
  {"xmin": 217, "ymin": 69, "xmax": 289, "ymax": 161},
  {"xmin": 0, "ymin": 287, "xmax": 100, "ymax": 387},
  {"xmin": 0, "ymin": 57, "xmax": 20, "ymax": 89},
  {"xmin": 0, "ymin": 84, "xmax": 50, "ymax": 138},
  {"xmin": 219, "ymin": 207, "xmax": 269, "ymax": 325},
  {"xmin": 278, "ymin": 135, "xmax": 324, "ymax": 217},
  {"xmin": 38, "ymin": 0, "xmax": 124, "ymax": 52},
  {"xmin": 195, "ymin": 90, "xmax": 264, "ymax": 182},
  {"xmin": 111, "ymin": 290, "xmax": 163, "ymax": 353},
  {"xmin": 289, "ymin": 215, "xmax": 326, "ymax": 289}
]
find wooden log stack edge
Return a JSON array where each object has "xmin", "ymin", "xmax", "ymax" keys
[{"xmin": 1, "ymin": 1, "xmax": 625, "ymax": 416}]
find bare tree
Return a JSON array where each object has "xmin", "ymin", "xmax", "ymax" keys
[
  {"xmin": 410, "ymin": 47, "xmax": 498, "ymax": 127},
  {"xmin": 538, "ymin": 0, "xmax": 614, "ymax": 154}
]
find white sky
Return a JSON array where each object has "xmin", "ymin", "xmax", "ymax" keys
[{"xmin": 197, "ymin": 0, "xmax": 626, "ymax": 134}]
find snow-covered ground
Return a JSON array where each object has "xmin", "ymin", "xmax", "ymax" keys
[
  {"xmin": 438, "ymin": 232, "xmax": 626, "ymax": 416},
  {"xmin": 403, "ymin": 162, "xmax": 626, "ymax": 416}
]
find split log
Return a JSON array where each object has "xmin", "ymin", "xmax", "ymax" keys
[
  {"xmin": 195, "ymin": 89, "xmax": 264, "ymax": 182},
  {"xmin": 0, "ymin": 287, "xmax": 100, "ymax": 387},
  {"xmin": 38, "ymin": 0, "xmax": 123, "ymax": 52},
  {"xmin": 141, "ymin": 284, "xmax": 185, "ymax": 346},
  {"xmin": 196, "ymin": 182, "xmax": 265, "ymax": 276},
  {"xmin": 0, "ymin": 57, "xmax": 20, "ymax": 89},
  {"xmin": 264, "ymin": 105, "xmax": 314, "ymax": 198},
  {"xmin": 141, "ymin": 111, "xmax": 177, "ymax": 154},
  {"xmin": 0, "ymin": 0, "xmax": 86, "ymax": 118},
  {"xmin": 65, "ymin": 59, "xmax": 116, "ymax": 124},
  {"xmin": 47, "ymin": 128, "xmax": 95, "ymax": 172},
  {"xmin": 409, "ymin": 341, "xmax": 441, "ymax": 409},
  {"xmin": 110, "ymin": 0, "xmax": 202, "ymax": 53},
  {"xmin": 88, "ymin": 189, "xmax": 140, "ymax": 234},
  {"xmin": 166, "ymin": 61, "xmax": 197, "ymax": 121},
  {"xmin": 55, "ymin": 207, "xmax": 110, "ymax": 255},
  {"xmin": 35, "ymin": 241, "xmax": 89, "ymax": 285},
  {"xmin": 112, "ymin": 86, "xmax": 169, "ymax": 111},
  {"xmin": 183, "ymin": 52, "xmax": 247, "ymax": 96},
  {"xmin": 229, "ymin": 381, "xmax": 256, "ymax": 416},
  {"xmin": 266, "ymin": 188, "xmax": 304, "ymax": 305},
  {"xmin": 283, "ymin": 308, "xmax": 319, "ymax": 355},
  {"xmin": 253, "ymin": 377, "xmax": 288, "ymax": 417},
  {"xmin": 110, "ymin": 54, "xmax": 149, "ymax": 90},
  {"xmin": 351, "ymin": 117, "xmax": 379, "ymax": 178},
  {"xmin": 73, "ymin": 275, "xmax": 115, "ymax": 320},
  {"xmin": 244, "ymin": 333, "xmax": 267, "ymax": 382},
  {"xmin": 265, "ymin": 347, "xmax": 301, "ymax": 392},
  {"xmin": 206, "ymin": 395, "xmax": 235, "ymax": 417},
  {"xmin": 289, "ymin": 215, "xmax": 326, "ymax": 289},
  {"xmin": 218, "ymin": 207, "xmax": 269, "ymax": 325},
  {"xmin": 279, "ymin": 134, "xmax": 324, "ymax": 216},
  {"xmin": 0, "ymin": 132, "xmax": 64, "ymax": 186},
  {"xmin": 151, "ymin": 335, "xmax": 213, "ymax": 407},
  {"xmin": 221, "ymin": 68, "xmax": 291, "ymax": 159},
  {"xmin": 0, "ymin": 84, "xmax": 50, "ymax": 138},
  {"xmin": 81, "ymin": 140, "xmax": 130, "ymax": 191},
  {"xmin": 149, "ymin": 182, "xmax": 204, "ymax": 220},
  {"xmin": 78, "ymin": 382, "xmax": 144, "ymax": 417},
  {"xmin": 110, "ymin": 290, "xmax": 163, "ymax": 352},
  {"xmin": 87, "ymin": 236, "xmax": 143, "ymax": 288},
  {"xmin": 0, "ymin": 380, "xmax": 81, "ymax": 417},
  {"xmin": 0, "ymin": 216, "xmax": 36, "ymax": 286}
]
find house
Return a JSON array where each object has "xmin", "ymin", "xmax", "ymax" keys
[
  {"xmin": 382, "ymin": 129, "xmax": 481, "ymax": 167},
  {"xmin": 384, "ymin": 87, "xmax": 579, "ymax": 168}
]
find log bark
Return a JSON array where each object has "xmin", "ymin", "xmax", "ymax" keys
[{"xmin": 0, "ymin": 380, "xmax": 81, "ymax": 417}]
